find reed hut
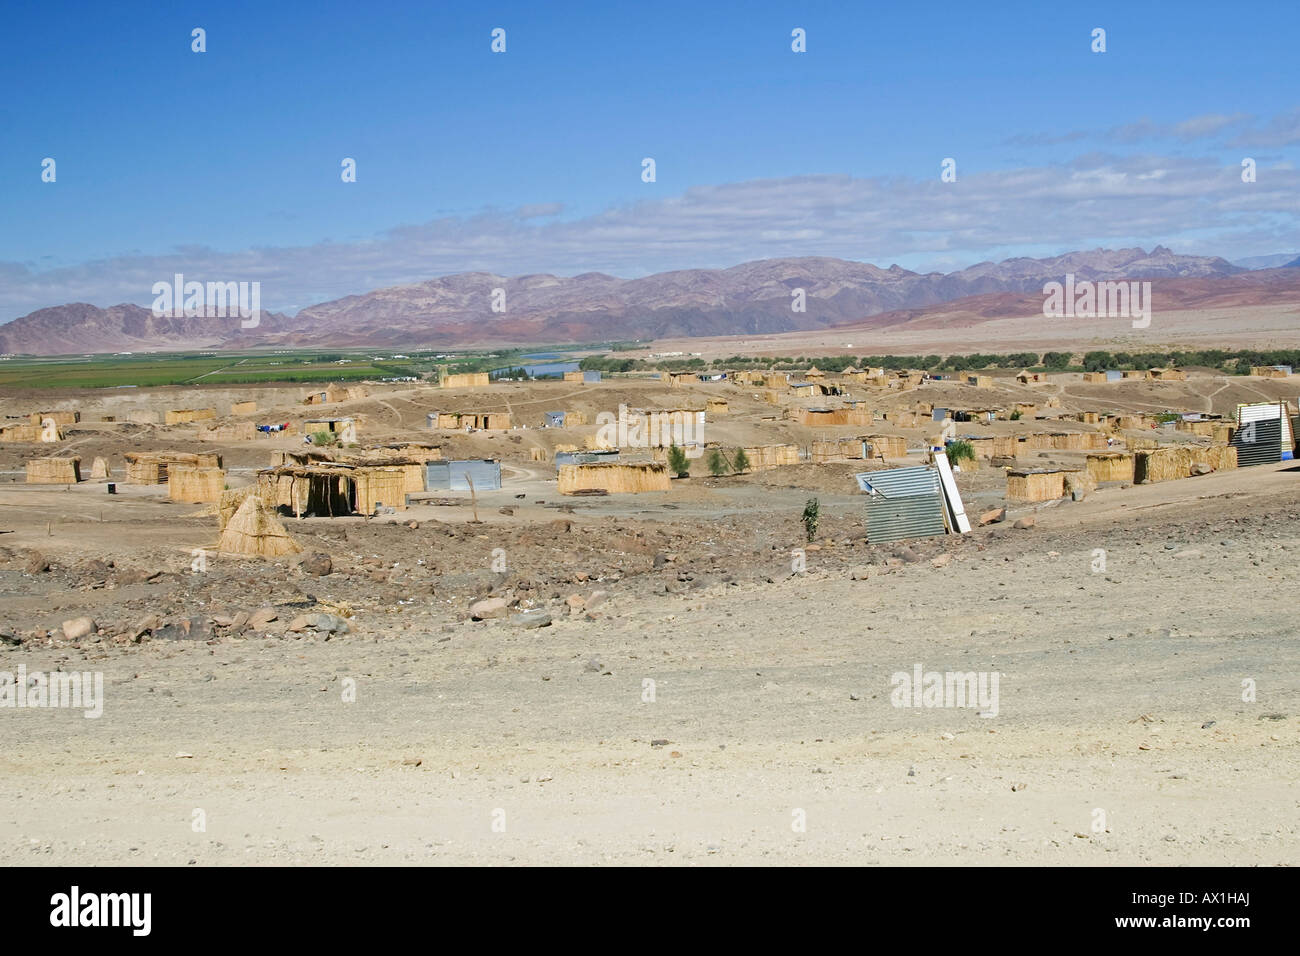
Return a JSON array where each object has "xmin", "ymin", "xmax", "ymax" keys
[
  {"xmin": 1086, "ymin": 452, "xmax": 1134, "ymax": 483},
  {"xmin": 168, "ymin": 466, "xmax": 226, "ymax": 503},
  {"xmin": 0, "ymin": 423, "xmax": 47, "ymax": 442},
  {"xmin": 739, "ymin": 444, "xmax": 802, "ymax": 472},
  {"xmin": 164, "ymin": 407, "xmax": 217, "ymax": 425},
  {"xmin": 706, "ymin": 398, "xmax": 729, "ymax": 415},
  {"xmin": 965, "ymin": 374, "xmax": 994, "ymax": 388},
  {"xmin": 1113, "ymin": 415, "xmax": 1149, "ymax": 431},
  {"xmin": 1134, "ymin": 445, "xmax": 1238, "ymax": 483},
  {"xmin": 1082, "ymin": 372, "xmax": 1109, "ymax": 383},
  {"xmin": 796, "ymin": 407, "xmax": 873, "ymax": 426},
  {"xmin": 124, "ymin": 452, "xmax": 222, "ymax": 484},
  {"xmin": 1129, "ymin": 437, "xmax": 1159, "ymax": 451},
  {"xmin": 1006, "ymin": 469, "xmax": 1066, "ymax": 502},
  {"xmin": 90, "ymin": 457, "xmax": 111, "ymax": 480},
  {"xmin": 1149, "ymin": 367, "xmax": 1187, "ymax": 381},
  {"xmin": 258, "ymin": 467, "xmax": 353, "ymax": 517},
  {"xmin": 1175, "ymin": 420, "xmax": 1214, "ymax": 437},
  {"xmin": 529, "ymin": 447, "xmax": 547, "ymax": 461},
  {"xmin": 200, "ymin": 421, "xmax": 258, "ymax": 442},
  {"xmin": 558, "ymin": 461, "xmax": 671, "ymax": 494},
  {"xmin": 216, "ymin": 496, "xmax": 302, "ymax": 558},
  {"xmin": 1249, "ymin": 366, "xmax": 1290, "ymax": 378},
  {"xmin": 1013, "ymin": 403, "xmax": 1038, "ymax": 417},
  {"xmin": 441, "ymin": 372, "xmax": 490, "ymax": 389},
  {"xmin": 28, "ymin": 410, "xmax": 79, "ymax": 426},
  {"xmin": 1050, "ymin": 431, "xmax": 1108, "ymax": 451},
  {"xmin": 967, "ymin": 436, "xmax": 1018, "ymax": 459},
  {"xmin": 25, "ymin": 457, "xmax": 80, "ymax": 484},
  {"xmin": 865, "ymin": 435, "xmax": 908, "ymax": 459},
  {"xmin": 811, "ymin": 438, "xmax": 871, "ymax": 463}
]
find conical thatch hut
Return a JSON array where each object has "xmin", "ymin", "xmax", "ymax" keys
[{"xmin": 216, "ymin": 496, "xmax": 301, "ymax": 557}]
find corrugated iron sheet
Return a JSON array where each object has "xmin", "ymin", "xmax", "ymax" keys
[
  {"xmin": 555, "ymin": 450, "xmax": 620, "ymax": 468},
  {"xmin": 865, "ymin": 493, "xmax": 946, "ymax": 543},
  {"xmin": 426, "ymin": 459, "xmax": 502, "ymax": 490},
  {"xmin": 854, "ymin": 465, "xmax": 940, "ymax": 498},
  {"xmin": 1230, "ymin": 418, "xmax": 1283, "ymax": 467}
]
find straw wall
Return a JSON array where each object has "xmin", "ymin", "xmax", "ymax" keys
[
  {"xmin": 968, "ymin": 436, "xmax": 1017, "ymax": 458},
  {"xmin": 90, "ymin": 457, "xmax": 111, "ymax": 479},
  {"xmin": 168, "ymin": 466, "xmax": 226, "ymax": 503},
  {"xmin": 441, "ymin": 372, "xmax": 490, "ymax": 388},
  {"xmin": 25, "ymin": 457, "xmax": 80, "ymax": 484},
  {"xmin": 1006, "ymin": 470, "xmax": 1065, "ymax": 502},
  {"xmin": 28, "ymin": 410, "xmax": 79, "ymax": 425},
  {"xmin": 811, "ymin": 438, "xmax": 869, "ymax": 463},
  {"xmin": 865, "ymin": 435, "xmax": 908, "ymax": 459},
  {"xmin": 705, "ymin": 399, "xmax": 729, "ymax": 415},
  {"xmin": 1135, "ymin": 444, "xmax": 1238, "ymax": 483},
  {"xmin": 1086, "ymin": 452, "xmax": 1134, "ymax": 483},
  {"xmin": 353, "ymin": 467, "xmax": 408, "ymax": 511},
  {"xmin": 164, "ymin": 407, "xmax": 217, "ymax": 425},
  {"xmin": 200, "ymin": 421, "xmax": 257, "ymax": 442},
  {"xmin": 127, "ymin": 410, "xmax": 160, "ymax": 424},
  {"xmin": 0, "ymin": 424, "xmax": 46, "ymax": 442},
  {"xmin": 798, "ymin": 407, "xmax": 873, "ymax": 426},
  {"xmin": 558, "ymin": 462, "xmax": 671, "ymax": 494},
  {"xmin": 231, "ymin": 400, "xmax": 258, "ymax": 415},
  {"xmin": 740, "ymin": 444, "xmax": 801, "ymax": 472}
]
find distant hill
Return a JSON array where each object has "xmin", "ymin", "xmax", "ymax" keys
[{"xmin": 0, "ymin": 247, "xmax": 1244, "ymax": 355}]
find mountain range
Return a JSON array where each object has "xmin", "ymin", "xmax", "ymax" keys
[{"xmin": 1, "ymin": 246, "xmax": 1291, "ymax": 356}]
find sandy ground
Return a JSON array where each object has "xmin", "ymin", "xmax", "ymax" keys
[{"xmin": 2, "ymin": 459, "xmax": 1297, "ymax": 865}]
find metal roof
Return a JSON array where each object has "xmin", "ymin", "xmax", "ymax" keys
[{"xmin": 854, "ymin": 465, "xmax": 940, "ymax": 498}]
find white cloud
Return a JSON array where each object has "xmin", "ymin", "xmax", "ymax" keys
[{"xmin": 3, "ymin": 152, "xmax": 1300, "ymax": 321}]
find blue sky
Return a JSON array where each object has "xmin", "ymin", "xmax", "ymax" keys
[{"xmin": 2, "ymin": 0, "xmax": 1299, "ymax": 318}]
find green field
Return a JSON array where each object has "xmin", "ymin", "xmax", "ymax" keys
[{"xmin": 0, "ymin": 351, "xmax": 424, "ymax": 389}]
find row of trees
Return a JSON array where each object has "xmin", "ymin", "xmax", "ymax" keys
[{"xmin": 582, "ymin": 348, "xmax": 1300, "ymax": 375}]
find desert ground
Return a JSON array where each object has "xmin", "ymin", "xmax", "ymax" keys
[{"xmin": 1, "ymin": 369, "xmax": 1297, "ymax": 865}]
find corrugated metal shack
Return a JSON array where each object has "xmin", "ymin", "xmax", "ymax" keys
[{"xmin": 854, "ymin": 466, "xmax": 947, "ymax": 544}]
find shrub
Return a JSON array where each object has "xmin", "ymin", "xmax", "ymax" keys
[
  {"xmin": 707, "ymin": 448, "xmax": 729, "ymax": 476},
  {"xmin": 732, "ymin": 448, "xmax": 751, "ymax": 473},
  {"xmin": 946, "ymin": 439, "xmax": 975, "ymax": 464},
  {"xmin": 801, "ymin": 498, "xmax": 820, "ymax": 542},
  {"xmin": 667, "ymin": 444, "xmax": 691, "ymax": 477}
]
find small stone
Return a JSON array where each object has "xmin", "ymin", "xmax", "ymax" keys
[
  {"xmin": 301, "ymin": 552, "xmax": 333, "ymax": 576},
  {"xmin": 469, "ymin": 598, "xmax": 509, "ymax": 621},
  {"xmin": 1013, "ymin": 517, "xmax": 1035, "ymax": 530},
  {"xmin": 61, "ymin": 617, "xmax": 96, "ymax": 641}
]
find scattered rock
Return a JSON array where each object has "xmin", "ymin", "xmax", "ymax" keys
[
  {"xmin": 301, "ymin": 553, "xmax": 332, "ymax": 576},
  {"xmin": 246, "ymin": 607, "xmax": 278, "ymax": 630},
  {"xmin": 979, "ymin": 508, "xmax": 1006, "ymax": 525},
  {"xmin": 286, "ymin": 613, "xmax": 349, "ymax": 635},
  {"xmin": 469, "ymin": 597, "xmax": 509, "ymax": 621},
  {"xmin": 510, "ymin": 610, "xmax": 552, "ymax": 629},
  {"xmin": 155, "ymin": 616, "xmax": 215, "ymax": 641},
  {"xmin": 930, "ymin": 554, "xmax": 952, "ymax": 568},
  {"xmin": 25, "ymin": 552, "xmax": 50, "ymax": 574},
  {"xmin": 61, "ymin": 617, "xmax": 97, "ymax": 641},
  {"xmin": 1013, "ymin": 517, "xmax": 1035, "ymax": 530}
]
